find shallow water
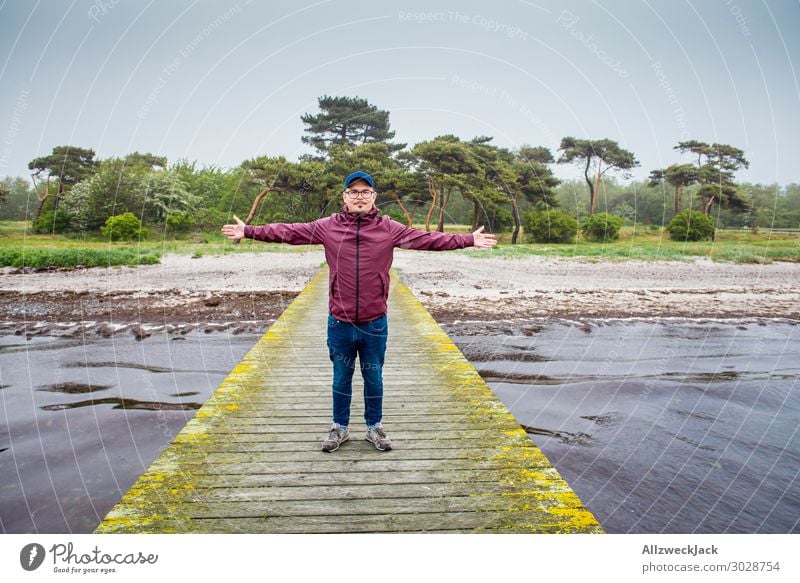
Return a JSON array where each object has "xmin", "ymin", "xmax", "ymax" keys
[
  {"xmin": 445, "ymin": 317, "xmax": 800, "ymax": 534},
  {"xmin": 0, "ymin": 327, "xmax": 260, "ymax": 533},
  {"xmin": 1, "ymin": 318, "xmax": 798, "ymax": 533}
]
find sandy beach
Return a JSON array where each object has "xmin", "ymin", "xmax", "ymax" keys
[{"xmin": 1, "ymin": 250, "xmax": 798, "ymax": 337}]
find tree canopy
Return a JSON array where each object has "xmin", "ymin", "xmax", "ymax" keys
[
  {"xmin": 674, "ymin": 140, "xmax": 750, "ymax": 215},
  {"xmin": 557, "ymin": 137, "xmax": 639, "ymax": 215},
  {"xmin": 28, "ymin": 145, "xmax": 97, "ymax": 220},
  {"xmin": 301, "ymin": 95, "xmax": 405, "ymax": 156}
]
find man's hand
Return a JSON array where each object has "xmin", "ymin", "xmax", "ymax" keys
[
  {"xmin": 221, "ymin": 214, "xmax": 245, "ymax": 241},
  {"xmin": 472, "ymin": 225, "xmax": 497, "ymax": 249}
]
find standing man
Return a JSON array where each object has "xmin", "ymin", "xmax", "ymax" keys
[{"xmin": 221, "ymin": 171, "xmax": 497, "ymax": 452}]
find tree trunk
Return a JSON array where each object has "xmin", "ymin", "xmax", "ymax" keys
[
  {"xmin": 471, "ymin": 199, "xmax": 480, "ymax": 232},
  {"xmin": 31, "ymin": 174, "xmax": 51, "ymax": 224},
  {"xmin": 244, "ymin": 186, "xmax": 288, "ymax": 224},
  {"xmin": 591, "ymin": 171, "xmax": 602, "ymax": 215},
  {"xmin": 702, "ymin": 195, "xmax": 715, "ymax": 215},
  {"xmin": 409, "ymin": 200, "xmax": 422, "ymax": 226},
  {"xmin": 35, "ymin": 194, "xmax": 51, "ymax": 224},
  {"xmin": 424, "ymin": 178, "xmax": 437, "ymax": 231},
  {"xmin": 511, "ymin": 195, "xmax": 520, "ymax": 244},
  {"xmin": 436, "ymin": 187, "xmax": 451, "ymax": 232},
  {"xmin": 245, "ymin": 187, "xmax": 270, "ymax": 224},
  {"xmin": 674, "ymin": 185, "xmax": 682, "ymax": 215},
  {"xmin": 390, "ymin": 190, "xmax": 412, "ymax": 226},
  {"xmin": 583, "ymin": 157, "xmax": 594, "ymax": 213},
  {"xmin": 53, "ymin": 182, "xmax": 63, "ymax": 213}
]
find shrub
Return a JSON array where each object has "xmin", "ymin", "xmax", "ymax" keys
[
  {"xmin": 382, "ymin": 206, "xmax": 408, "ymax": 223},
  {"xmin": 165, "ymin": 212, "xmax": 194, "ymax": 233},
  {"xmin": 488, "ymin": 206, "xmax": 514, "ymax": 233},
  {"xmin": 100, "ymin": 212, "xmax": 149, "ymax": 242},
  {"xmin": 581, "ymin": 212, "xmax": 624, "ymax": 241},
  {"xmin": 468, "ymin": 206, "xmax": 514, "ymax": 233},
  {"xmin": 193, "ymin": 208, "xmax": 228, "ymax": 231},
  {"xmin": 524, "ymin": 209, "xmax": 578, "ymax": 243},
  {"xmin": 667, "ymin": 209, "xmax": 715, "ymax": 241},
  {"xmin": 33, "ymin": 209, "xmax": 71, "ymax": 234}
]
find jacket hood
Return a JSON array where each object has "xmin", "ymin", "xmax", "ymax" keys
[{"xmin": 338, "ymin": 203, "xmax": 381, "ymax": 224}]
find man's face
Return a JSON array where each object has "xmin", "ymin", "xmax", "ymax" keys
[{"xmin": 343, "ymin": 179, "xmax": 376, "ymax": 213}]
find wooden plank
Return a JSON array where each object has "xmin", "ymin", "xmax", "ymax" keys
[
  {"xmin": 106, "ymin": 494, "xmax": 589, "ymax": 519},
  {"xmin": 171, "ymin": 429, "xmax": 536, "ymax": 441},
  {"xmin": 115, "ymin": 479, "xmax": 581, "ymax": 502},
  {"xmin": 94, "ymin": 264, "xmax": 603, "ymax": 534},
  {"xmin": 127, "ymin": 445, "xmax": 554, "ymax": 464},
  {"xmin": 130, "ymin": 458, "xmax": 555, "ymax": 476},
  {"xmin": 102, "ymin": 467, "xmax": 573, "ymax": 490},
  {"xmin": 161, "ymin": 440, "xmax": 527, "ymax": 453},
  {"xmin": 97, "ymin": 510, "xmax": 602, "ymax": 534},
  {"xmin": 220, "ymin": 411, "xmax": 501, "ymax": 419},
  {"xmin": 191, "ymin": 422, "xmax": 522, "ymax": 434}
]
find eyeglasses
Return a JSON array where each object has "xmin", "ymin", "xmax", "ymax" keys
[{"xmin": 344, "ymin": 189, "xmax": 375, "ymax": 199}]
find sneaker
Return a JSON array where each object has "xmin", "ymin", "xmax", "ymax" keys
[
  {"xmin": 321, "ymin": 423, "xmax": 349, "ymax": 452},
  {"xmin": 365, "ymin": 424, "xmax": 392, "ymax": 451}
]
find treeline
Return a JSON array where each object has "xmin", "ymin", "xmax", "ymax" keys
[
  {"xmin": 0, "ymin": 95, "xmax": 797, "ymax": 242},
  {"xmin": 553, "ymin": 178, "xmax": 800, "ymax": 230}
]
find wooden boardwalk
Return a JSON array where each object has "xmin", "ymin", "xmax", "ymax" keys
[{"xmin": 94, "ymin": 265, "xmax": 603, "ymax": 534}]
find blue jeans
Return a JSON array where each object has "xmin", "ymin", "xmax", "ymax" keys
[{"xmin": 326, "ymin": 313, "xmax": 388, "ymax": 427}]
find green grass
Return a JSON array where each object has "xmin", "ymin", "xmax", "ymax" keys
[
  {"xmin": 1, "ymin": 220, "xmax": 798, "ymax": 268},
  {"xmin": 0, "ymin": 221, "xmax": 319, "ymax": 268},
  {"xmin": 445, "ymin": 224, "xmax": 799, "ymax": 263},
  {"xmin": 0, "ymin": 247, "xmax": 161, "ymax": 268}
]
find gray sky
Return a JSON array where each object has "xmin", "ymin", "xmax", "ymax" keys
[{"xmin": 1, "ymin": 0, "xmax": 798, "ymax": 186}]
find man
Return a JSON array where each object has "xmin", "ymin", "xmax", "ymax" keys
[{"xmin": 221, "ymin": 171, "xmax": 497, "ymax": 452}]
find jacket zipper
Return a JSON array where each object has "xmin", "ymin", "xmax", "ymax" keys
[{"xmin": 355, "ymin": 214, "xmax": 361, "ymax": 322}]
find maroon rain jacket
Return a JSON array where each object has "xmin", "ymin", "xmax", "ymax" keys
[{"xmin": 243, "ymin": 204, "xmax": 475, "ymax": 323}]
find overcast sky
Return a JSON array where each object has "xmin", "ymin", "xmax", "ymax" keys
[{"xmin": 1, "ymin": 0, "xmax": 798, "ymax": 186}]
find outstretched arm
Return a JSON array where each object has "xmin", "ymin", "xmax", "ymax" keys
[
  {"xmin": 221, "ymin": 214, "xmax": 329, "ymax": 245},
  {"xmin": 391, "ymin": 221, "xmax": 497, "ymax": 250}
]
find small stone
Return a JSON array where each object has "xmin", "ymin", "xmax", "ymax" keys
[
  {"xmin": 132, "ymin": 325, "xmax": 150, "ymax": 340},
  {"xmin": 97, "ymin": 323, "xmax": 115, "ymax": 338},
  {"xmin": 203, "ymin": 295, "xmax": 221, "ymax": 307}
]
